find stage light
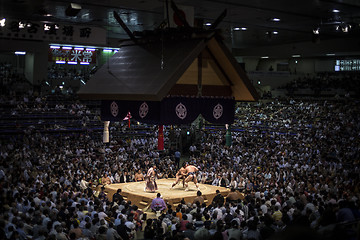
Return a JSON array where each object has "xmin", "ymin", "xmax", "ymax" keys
[
  {"xmin": 336, "ymin": 23, "xmax": 351, "ymax": 33},
  {"xmin": 103, "ymin": 49, "xmax": 112, "ymax": 52},
  {"xmin": 272, "ymin": 31, "xmax": 278, "ymax": 35},
  {"xmin": 313, "ymin": 28, "xmax": 320, "ymax": 35},
  {"xmin": 62, "ymin": 46, "xmax": 72, "ymax": 50},
  {"xmin": 74, "ymin": 47, "xmax": 84, "ymax": 50},
  {"xmin": 81, "ymin": 80, "xmax": 86, "ymax": 85},
  {"xmin": 68, "ymin": 61, "xmax": 77, "ymax": 65},
  {"xmin": 15, "ymin": 51, "xmax": 26, "ymax": 55},
  {"xmin": 205, "ymin": 22, "xmax": 212, "ymax": 26},
  {"xmin": 50, "ymin": 46, "xmax": 60, "ymax": 49},
  {"xmin": 56, "ymin": 60, "xmax": 66, "ymax": 64},
  {"xmin": 292, "ymin": 54, "xmax": 301, "ymax": 58},
  {"xmin": 332, "ymin": 9, "xmax": 340, "ymax": 13},
  {"xmin": 0, "ymin": 18, "xmax": 5, "ymax": 27},
  {"xmin": 261, "ymin": 56, "xmax": 269, "ymax": 59},
  {"xmin": 44, "ymin": 24, "xmax": 51, "ymax": 31},
  {"xmin": 342, "ymin": 24, "xmax": 351, "ymax": 33},
  {"xmin": 19, "ymin": 21, "xmax": 26, "ymax": 29},
  {"xmin": 271, "ymin": 18, "xmax": 280, "ymax": 22},
  {"xmin": 80, "ymin": 62, "xmax": 90, "ymax": 65},
  {"xmin": 234, "ymin": 27, "xmax": 247, "ymax": 31},
  {"xmin": 326, "ymin": 53, "xmax": 335, "ymax": 56},
  {"xmin": 86, "ymin": 48, "xmax": 96, "ymax": 51}
]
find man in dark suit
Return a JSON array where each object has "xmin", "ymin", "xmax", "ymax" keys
[
  {"xmin": 212, "ymin": 190, "xmax": 224, "ymax": 206},
  {"xmin": 112, "ymin": 188, "xmax": 124, "ymax": 204},
  {"xmin": 120, "ymin": 171, "xmax": 130, "ymax": 183}
]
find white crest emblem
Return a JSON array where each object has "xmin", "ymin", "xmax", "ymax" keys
[
  {"xmin": 139, "ymin": 102, "xmax": 149, "ymax": 118},
  {"xmin": 213, "ymin": 103, "xmax": 223, "ymax": 119},
  {"xmin": 110, "ymin": 101, "xmax": 119, "ymax": 117},
  {"xmin": 175, "ymin": 102, "xmax": 187, "ymax": 119}
]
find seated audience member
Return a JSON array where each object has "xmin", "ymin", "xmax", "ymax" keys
[{"xmin": 150, "ymin": 193, "xmax": 167, "ymax": 213}]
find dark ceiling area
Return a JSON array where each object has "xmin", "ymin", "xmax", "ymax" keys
[{"xmin": 1, "ymin": 0, "xmax": 360, "ymax": 57}]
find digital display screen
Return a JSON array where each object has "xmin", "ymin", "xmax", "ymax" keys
[{"xmin": 335, "ymin": 59, "xmax": 360, "ymax": 71}]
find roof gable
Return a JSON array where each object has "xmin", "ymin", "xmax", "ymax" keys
[{"xmin": 78, "ymin": 34, "xmax": 259, "ymax": 101}]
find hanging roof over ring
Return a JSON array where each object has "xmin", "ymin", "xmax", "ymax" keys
[{"xmin": 78, "ymin": 30, "xmax": 259, "ymax": 102}]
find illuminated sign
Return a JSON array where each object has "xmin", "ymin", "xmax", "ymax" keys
[
  {"xmin": 335, "ymin": 59, "xmax": 360, "ymax": 71},
  {"xmin": 0, "ymin": 19, "xmax": 106, "ymax": 45},
  {"xmin": 48, "ymin": 46, "xmax": 96, "ymax": 64}
]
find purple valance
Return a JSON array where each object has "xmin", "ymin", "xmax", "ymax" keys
[{"xmin": 101, "ymin": 97, "xmax": 234, "ymax": 124}]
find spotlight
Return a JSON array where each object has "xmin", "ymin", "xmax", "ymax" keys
[
  {"xmin": 233, "ymin": 27, "xmax": 247, "ymax": 31},
  {"xmin": 342, "ymin": 24, "xmax": 351, "ymax": 33},
  {"xmin": 312, "ymin": 29, "xmax": 320, "ymax": 43},
  {"xmin": 19, "ymin": 21, "xmax": 26, "ymax": 29},
  {"xmin": 337, "ymin": 23, "xmax": 352, "ymax": 33},
  {"xmin": 44, "ymin": 24, "xmax": 51, "ymax": 31},
  {"xmin": 313, "ymin": 28, "xmax": 320, "ymax": 35},
  {"xmin": 271, "ymin": 18, "xmax": 281, "ymax": 22},
  {"xmin": 0, "ymin": 18, "xmax": 5, "ymax": 27}
]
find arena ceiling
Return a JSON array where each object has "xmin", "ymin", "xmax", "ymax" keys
[{"xmin": 1, "ymin": 0, "xmax": 360, "ymax": 58}]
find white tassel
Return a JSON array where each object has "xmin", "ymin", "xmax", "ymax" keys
[{"xmin": 103, "ymin": 121, "xmax": 110, "ymax": 143}]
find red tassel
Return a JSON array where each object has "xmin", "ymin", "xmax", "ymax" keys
[{"xmin": 157, "ymin": 125, "xmax": 164, "ymax": 150}]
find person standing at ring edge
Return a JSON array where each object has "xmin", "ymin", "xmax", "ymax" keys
[
  {"xmin": 144, "ymin": 164, "xmax": 158, "ymax": 192},
  {"xmin": 174, "ymin": 150, "xmax": 181, "ymax": 169}
]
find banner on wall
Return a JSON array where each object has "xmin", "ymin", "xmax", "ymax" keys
[
  {"xmin": 48, "ymin": 47, "xmax": 97, "ymax": 64},
  {"xmin": 0, "ymin": 19, "xmax": 106, "ymax": 45}
]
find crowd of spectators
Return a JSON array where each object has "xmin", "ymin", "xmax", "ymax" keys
[
  {"xmin": 47, "ymin": 64, "xmax": 91, "ymax": 83},
  {"xmin": 279, "ymin": 72, "xmax": 360, "ymax": 96},
  {"xmin": 0, "ymin": 62, "xmax": 31, "ymax": 95},
  {"xmin": 0, "ymin": 89, "xmax": 360, "ymax": 240}
]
